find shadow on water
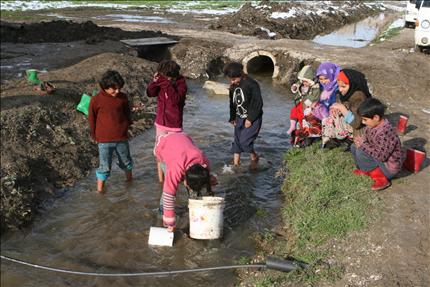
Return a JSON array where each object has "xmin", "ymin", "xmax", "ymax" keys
[{"xmin": 0, "ymin": 76, "xmax": 294, "ymax": 287}]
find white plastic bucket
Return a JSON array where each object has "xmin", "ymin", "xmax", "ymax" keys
[{"xmin": 189, "ymin": 196, "xmax": 225, "ymax": 240}]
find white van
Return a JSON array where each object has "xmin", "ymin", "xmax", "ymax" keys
[
  {"xmin": 415, "ymin": 0, "xmax": 430, "ymax": 52},
  {"xmin": 405, "ymin": 0, "xmax": 419, "ymax": 28}
]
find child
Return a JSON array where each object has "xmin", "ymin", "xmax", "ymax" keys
[
  {"xmin": 155, "ymin": 132, "xmax": 217, "ymax": 232},
  {"xmin": 322, "ymin": 69, "xmax": 372, "ymax": 148},
  {"xmin": 88, "ymin": 70, "xmax": 133, "ymax": 193},
  {"xmin": 224, "ymin": 62, "xmax": 263, "ymax": 167},
  {"xmin": 287, "ymin": 65, "xmax": 321, "ymax": 135},
  {"xmin": 146, "ymin": 60, "xmax": 187, "ymax": 182},
  {"xmin": 315, "ymin": 62, "xmax": 341, "ymax": 118},
  {"xmin": 351, "ymin": 98, "xmax": 404, "ymax": 190}
]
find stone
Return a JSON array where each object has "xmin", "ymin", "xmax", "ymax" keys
[{"xmin": 202, "ymin": 80, "xmax": 229, "ymax": 95}]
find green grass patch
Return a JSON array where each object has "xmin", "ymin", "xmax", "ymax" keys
[
  {"xmin": 373, "ymin": 27, "xmax": 402, "ymax": 44},
  {"xmin": 248, "ymin": 144, "xmax": 380, "ymax": 286}
]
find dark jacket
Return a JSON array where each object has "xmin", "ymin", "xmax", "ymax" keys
[
  {"xmin": 88, "ymin": 90, "xmax": 132, "ymax": 143},
  {"xmin": 146, "ymin": 75, "xmax": 187, "ymax": 129},
  {"xmin": 229, "ymin": 76, "xmax": 263, "ymax": 122},
  {"xmin": 336, "ymin": 90, "xmax": 367, "ymax": 139}
]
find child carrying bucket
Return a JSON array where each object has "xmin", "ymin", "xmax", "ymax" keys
[
  {"xmin": 351, "ymin": 98, "xmax": 405, "ymax": 190},
  {"xmin": 154, "ymin": 132, "xmax": 217, "ymax": 232}
]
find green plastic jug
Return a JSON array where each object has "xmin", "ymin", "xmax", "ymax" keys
[
  {"xmin": 26, "ymin": 69, "xmax": 42, "ymax": 85},
  {"xmin": 76, "ymin": 93, "xmax": 92, "ymax": 116}
]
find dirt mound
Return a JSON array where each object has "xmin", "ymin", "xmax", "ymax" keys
[
  {"xmin": 0, "ymin": 20, "xmax": 170, "ymax": 44},
  {"xmin": 1, "ymin": 52, "xmax": 157, "ymax": 231},
  {"xmin": 210, "ymin": 1, "xmax": 383, "ymax": 40}
]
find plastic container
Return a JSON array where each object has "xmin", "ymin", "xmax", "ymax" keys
[
  {"xmin": 189, "ymin": 196, "xmax": 225, "ymax": 240},
  {"xmin": 76, "ymin": 93, "xmax": 92, "ymax": 116},
  {"xmin": 26, "ymin": 69, "xmax": 41, "ymax": 85},
  {"xmin": 396, "ymin": 115, "xmax": 409, "ymax": 134},
  {"xmin": 148, "ymin": 227, "xmax": 174, "ymax": 247},
  {"xmin": 403, "ymin": 148, "xmax": 426, "ymax": 173}
]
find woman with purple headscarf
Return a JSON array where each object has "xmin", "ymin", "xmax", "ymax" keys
[{"xmin": 315, "ymin": 62, "xmax": 341, "ymax": 113}]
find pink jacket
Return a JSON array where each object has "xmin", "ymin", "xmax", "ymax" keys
[{"xmin": 154, "ymin": 132, "xmax": 209, "ymax": 195}]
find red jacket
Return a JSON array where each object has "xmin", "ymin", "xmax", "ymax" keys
[
  {"xmin": 88, "ymin": 90, "xmax": 132, "ymax": 143},
  {"xmin": 146, "ymin": 75, "xmax": 187, "ymax": 129}
]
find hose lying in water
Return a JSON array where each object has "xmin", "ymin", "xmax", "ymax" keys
[{"xmin": 1, "ymin": 255, "xmax": 308, "ymax": 277}]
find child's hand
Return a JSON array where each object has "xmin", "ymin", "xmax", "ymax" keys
[
  {"xmin": 167, "ymin": 226, "xmax": 175, "ymax": 233},
  {"xmin": 245, "ymin": 119, "xmax": 252, "ymax": 128},
  {"xmin": 331, "ymin": 103, "xmax": 347, "ymax": 115},
  {"xmin": 230, "ymin": 120, "xmax": 236, "ymax": 126}
]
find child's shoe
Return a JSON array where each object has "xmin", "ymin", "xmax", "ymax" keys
[{"xmin": 368, "ymin": 167, "xmax": 391, "ymax": 191}]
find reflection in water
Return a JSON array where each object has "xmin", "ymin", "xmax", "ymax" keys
[
  {"xmin": 0, "ymin": 77, "xmax": 293, "ymax": 287},
  {"xmin": 313, "ymin": 13, "xmax": 388, "ymax": 48}
]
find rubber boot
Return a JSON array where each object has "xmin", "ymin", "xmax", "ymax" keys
[
  {"xmin": 368, "ymin": 167, "xmax": 391, "ymax": 191},
  {"xmin": 26, "ymin": 69, "xmax": 41, "ymax": 85},
  {"xmin": 353, "ymin": 169, "xmax": 370, "ymax": 176},
  {"xmin": 287, "ymin": 120, "xmax": 297, "ymax": 135}
]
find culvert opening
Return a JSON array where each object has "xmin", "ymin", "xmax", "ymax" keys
[
  {"xmin": 136, "ymin": 44, "xmax": 173, "ymax": 63},
  {"xmin": 246, "ymin": 56, "xmax": 274, "ymax": 76}
]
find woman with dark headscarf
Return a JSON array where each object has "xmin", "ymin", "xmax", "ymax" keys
[{"xmin": 322, "ymin": 69, "xmax": 372, "ymax": 147}]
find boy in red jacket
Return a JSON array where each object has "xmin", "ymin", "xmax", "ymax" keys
[
  {"xmin": 88, "ymin": 70, "xmax": 133, "ymax": 193},
  {"xmin": 146, "ymin": 60, "xmax": 187, "ymax": 182}
]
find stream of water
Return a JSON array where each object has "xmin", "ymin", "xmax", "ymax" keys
[{"xmin": 1, "ymin": 76, "xmax": 293, "ymax": 287}]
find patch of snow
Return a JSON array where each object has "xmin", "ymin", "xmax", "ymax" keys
[
  {"xmin": 388, "ymin": 18, "xmax": 405, "ymax": 29},
  {"xmin": 259, "ymin": 27, "xmax": 276, "ymax": 38},
  {"xmin": 382, "ymin": 3, "xmax": 406, "ymax": 12},
  {"xmin": 271, "ymin": 9, "xmax": 298, "ymax": 19},
  {"xmin": 0, "ymin": 1, "xmax": 144, "ymax": 11}
]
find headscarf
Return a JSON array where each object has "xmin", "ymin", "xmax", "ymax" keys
[
  {"xmin": 316, "ymin": 62, "xmax": 341, "ymax": 91},
  {"xmin": 338, "ymin": 69, "xmax": 372, "ymax": 102}
]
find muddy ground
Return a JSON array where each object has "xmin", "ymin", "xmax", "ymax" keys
[
  {"xmin": 211, "ymin": 1, "xmax": 381, "ymax": 39},
  {"xmin": 1, "ymin": 2, "xmax": 429, "ymax": 287}
]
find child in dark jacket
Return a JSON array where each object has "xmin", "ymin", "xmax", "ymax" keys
[
  {"xmin": 351, "ymin": 98, "xmax": 405, "ymax": 190},
  {"xmin": 146, "ymin": 60, "xmax": 187, "ymax": 182},
  {"xmin": 88, "ymin": 70, "xmax": 133, "ymax": 193},
  {"xmin": 224, "ymin": 62, "xmax": 263, "ymax": 167}
]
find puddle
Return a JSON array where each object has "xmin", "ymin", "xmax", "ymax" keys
[
  {"xmin": 95, "ymin": 14, "xmax": 176, "ymax": 24},
  {"xmin": 313, "ymin": 13, "xmax": 391, "ymax": 48}
]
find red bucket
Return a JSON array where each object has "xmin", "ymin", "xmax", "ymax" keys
[
  {"xmin": 396, "ymin": 115, "xmax": 408, "ymax": 134},
  {"xmin": 403, "ymin": 148, "xmax": 426, "ymax": 173}
]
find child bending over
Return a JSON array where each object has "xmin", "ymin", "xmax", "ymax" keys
[{"xmin": 351, "ymin": 98, "xmax": 405, "ymax": 190}]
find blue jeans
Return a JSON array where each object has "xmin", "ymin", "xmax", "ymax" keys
[
  {"xmin": 96, "ymin": 141, "xmax": 133, "ymax": 181},
  {"xmin": 351, "ymin": 144, "xmax": 393, "ymax": 179}
]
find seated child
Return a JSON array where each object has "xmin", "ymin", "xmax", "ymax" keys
[
  {"xmin": 351, "ymin": 98, "xmax": 405, "ymax": 191},
  {"xmin": 287, "ymin": 65, "xmax": 322, "ymax": 146}
]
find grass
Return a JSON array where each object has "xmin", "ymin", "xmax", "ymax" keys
[
  {"xmin": 373, "ymin": 27, "xmax": 402, "ymax": 44},
  {"xmin": 244, "ymin": 144, "xmax": 381, "ymax": 286}
]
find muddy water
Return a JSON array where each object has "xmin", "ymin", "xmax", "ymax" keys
[
  {"xmin": 1, "ymin": 76, "xmax": 292, "ymax": 287},
  {"xmin": 313, "ymin": 13, "xmax": 390, "ymax": 48}
]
